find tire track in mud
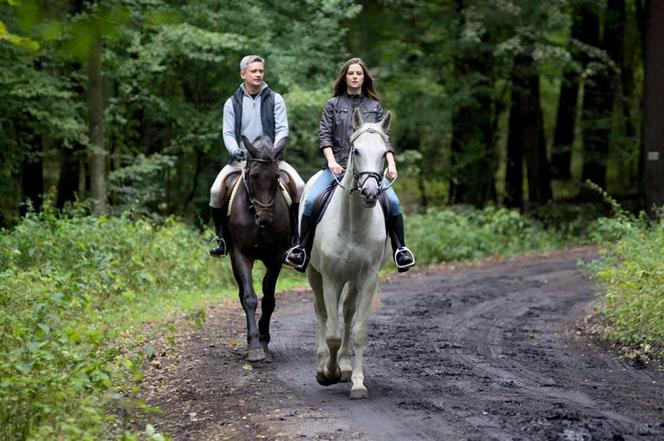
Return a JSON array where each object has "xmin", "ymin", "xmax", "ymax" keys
[
  {"xmin": 145, "ymin": 247, "xmax": 664, "ymax": 441},
  {"xmin": 265, "ymin": 248, "xmax": 664, "ymax": 440}
]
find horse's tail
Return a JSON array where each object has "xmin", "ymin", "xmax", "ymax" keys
[{"xmin": 340, "ymin": 282, "xmax": 382, "ymax": 313}]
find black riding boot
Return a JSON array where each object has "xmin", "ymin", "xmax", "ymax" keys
[
  {"xmin": 388, "ymin": 213, "xmax": 415, "ymax": 272},
  {"xmin": 284, "ymin": 211, "xmax": 313, "ymax": 273},
  {"xmin": 209, "ymin": 206, "xmax": 229, "ymax": 257}
]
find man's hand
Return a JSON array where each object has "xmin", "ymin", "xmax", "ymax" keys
[{"xmin": 232, "ymin": 150, "xmax": 246, "ymax": 162}]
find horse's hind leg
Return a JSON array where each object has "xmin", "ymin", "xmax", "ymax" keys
[
  {"xmin": 258, "ymin": 262, "xmax": 281, "ymax": 362},
  {"xmin": 339, "ymin": 283, "xmax": 358, "ymax": 382},
  {"xmin": 231, "ymin": 253, "xmax": 264, "ymax": 362}
]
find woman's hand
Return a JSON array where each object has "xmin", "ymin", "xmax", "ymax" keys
[
  {"xmin": 385, "ymin": 153, "xmax": 398, "ymax": 180},
  {"xmin": 327, "ymin": 160, "xmax": 345, "ymax": 174},
  {"xmin": 322, "ymin": 147, "xmax": 344, "ymax": 174}
]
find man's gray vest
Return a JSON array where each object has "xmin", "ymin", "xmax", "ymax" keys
[{"xmin": 231, "ymin": 86, "xmax": 275, "ymax": 145}]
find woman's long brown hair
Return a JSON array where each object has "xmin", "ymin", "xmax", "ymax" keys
[{"xmin": 332, "ymin": 57, "xmax": 381, "ymax": 101}]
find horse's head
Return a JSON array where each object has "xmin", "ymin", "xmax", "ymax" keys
[
  {"xmin": 348, "ymin": 108, "xmax": 391, "ymax": 208},
  {"xmin": 241, "ymin": 135, "xmax": 286, "ymax": 227}
]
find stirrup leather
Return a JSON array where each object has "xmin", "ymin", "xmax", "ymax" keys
[
  {"xmin": 394, "ymin": 246, "xmax": 415, "ymax": 269},
  {"xmin": 284, "ymin": 245, "xmax": 307, "ymax": 269}
]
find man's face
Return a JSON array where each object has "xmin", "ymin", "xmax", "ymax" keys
[{"xmin": 241, "ymin": 61, "xmax": 264, "ymax": 90}]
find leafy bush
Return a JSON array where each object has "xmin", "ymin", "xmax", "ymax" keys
[
  {"xmin": 0, "ymin": 202, "xmax": 231, "ymax": 440},
  {"xmin": 587, "ymin": 218, "xmax": 664, "ymax": 352},
  {"xmin": 406, "ymin": 205, "xmax": 568, "ymax": 264}
]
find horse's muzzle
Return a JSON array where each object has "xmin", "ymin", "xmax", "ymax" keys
[
  {"xmin": 255, "ymin": 212, "xmax": 272, "ymax": 228},
  {"xmin": 359, "ymin": 187, "xmax": 380, "ymax": 207}
]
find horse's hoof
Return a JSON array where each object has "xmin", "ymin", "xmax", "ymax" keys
[
  {"xmin": 247, "ymin": 348, "xmax": 265, "ymax": 362},
  {"xmin": 340, "ymin": 370, "xmax": 352, "ymax": 383},
  {"xmin": 350, "ymin": 385, "xmax": 368, "ymax": 399},
  {"xmin": 261, "ymin": 343, "xmax": 273, "ymax": 363},
  {"xmin": 316, "ymin": 371, "xmax": 340, "ymax": 386}
]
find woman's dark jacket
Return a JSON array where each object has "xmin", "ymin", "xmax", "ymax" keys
[{"xmin": 318, "ymin": 94, "xmax": 393, "ymax": 168}]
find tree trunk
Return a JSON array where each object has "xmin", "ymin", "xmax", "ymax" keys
[
  {"xmin": 551, "ymin": 5, "xmax": 585, "ymax": 180},
  {"xmin": 505, "ymin": 53, "xmax": 551, "ymax": 209},
  {"xmin": 20, "ymin": 141, "xmax": 43, "ymax": 216},
  {"xmin": 581, "ymin": 0, "xmax": 623, "ymax": 191},
  {"xmin": 56, "ymin": 146, "xmax": 81, "ymax": 209},
  {"xmin": 642, "ymin": 0, "xmax": 664, "ymax": 210},
  {"xmin": 88, "ymin": 35, "xmax": 107, "ymax": 215}
]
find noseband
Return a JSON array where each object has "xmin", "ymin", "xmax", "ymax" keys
[{"xmin": 243, "ymin": 157, "xmax": 279, "ymax": 223}]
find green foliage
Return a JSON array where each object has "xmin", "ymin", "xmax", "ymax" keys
[
  {"xmin": 0, "ymin": 200, "xmax": 225, "ymax": 439},
  {"xmin": 406, "ymin": 205, "xmax": 569, "ymax": 264},
  {"xmin": 587, "ymin": 216, "xmax": 664, "ymax": 353}
]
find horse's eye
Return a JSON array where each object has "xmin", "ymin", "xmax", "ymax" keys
[{"xmin": 353, "ymin": 149, "xmax": 360, "ymax": 156}]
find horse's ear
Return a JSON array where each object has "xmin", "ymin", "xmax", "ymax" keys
[
  {"xmin": 353, "ymin": 108, "xmax": 364, "ymax": 129},
  {"xmin": 242, "ymin": 136, "xmax": 259, "ymax": 158},
  {"xmin": 379, "ymin": 111, "xmax": 392, "ymax": 132},
  {"xmin": 274, "ymin": 136, "xmax": 288, "ymax": 159}
]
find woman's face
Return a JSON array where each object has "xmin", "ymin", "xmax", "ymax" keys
[{"xmin": 346, "ymin": 63, "xmax": 364, "ymax": 93}]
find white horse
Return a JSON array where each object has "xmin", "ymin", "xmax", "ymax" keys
[{"xmin": 301, "ymin": 109, "xmax": 392, "ymax": 399}]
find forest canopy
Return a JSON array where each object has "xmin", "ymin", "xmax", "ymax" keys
[{"xmin": 1, "ymin": 0, "xmax": 662, "ymax": 227}]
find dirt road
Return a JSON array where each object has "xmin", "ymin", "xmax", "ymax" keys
[{"xmin": 142, "ymin": 247, "xmax": 664, "ymax": 440}]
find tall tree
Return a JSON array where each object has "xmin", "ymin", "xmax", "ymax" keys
[
  {"xmin": 448, "ymin": 1, "xmax": 497, "ymax": 206},
  {"xmin": 551, "ymin": 5, "xmax": 586, "ymax": 180},
  {"xmin": 581, "ymin": 0, "xmax": 623, "ymax": 191},
  {"xmin": 505, "ymin": 52, "xmax": 552, "ymax": 209},
  {"xmin": 642, "ymin": 0, "xmax": 664, "ymax": 209},
  {"xmin": 87, "ymin": 32, "xmax": 107, "ymax": 215}
]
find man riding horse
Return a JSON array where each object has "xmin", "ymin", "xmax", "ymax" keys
[{"xmin": 209, "ymin": 55, "xmax": 305, "ymax": 258}]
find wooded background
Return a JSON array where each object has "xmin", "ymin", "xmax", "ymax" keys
[{"xmin": 1, "ymin": 0, "xmax": 663, "ymax": 227}]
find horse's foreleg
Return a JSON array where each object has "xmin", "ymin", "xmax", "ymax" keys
[
  {"xmin": 349, "ymin": 276, "xmax": 378, "ymax": 399},
  {"xmin": 318, "ymin": 275, "xmax": 342, "ymax": 385},
  {"xmin": 231, "ymin": 254, "xmax": 264, "ymax": 362},
  {"xmin": 258, "ymin": 262, "xmax": 281, "ymax": 362},
  {"xmin": 339, "ymin": 283, "xmax": 358, "ymax": 382},
  {"xmin": 308, "ymin": 268, "xmax": 331, "ymax": 384}
]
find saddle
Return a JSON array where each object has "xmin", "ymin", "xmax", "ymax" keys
[{"xmin": 221, "ymin": 171, "xmax": 296, "ymax": 216}]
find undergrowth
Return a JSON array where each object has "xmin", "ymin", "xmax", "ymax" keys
[{"xmin": 2, "ymin": 193, "xmax": 651, "ymax": 439}]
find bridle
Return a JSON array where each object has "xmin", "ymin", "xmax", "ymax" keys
[
  {"xmin": 242, "ymin": 156, "xmax": 279, "ymax": 224},
  {"xmin": 332, "ymin": 127, "xmax": 397, "ymax": 193}
]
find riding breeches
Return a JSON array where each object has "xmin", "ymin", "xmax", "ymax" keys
[
  {"xmin": 209, "ymin": 160, "xmax": 305, "ymax": 208},
  {"xmin": 302, "ymin": 169, "xmax": 402, "ymax": 217}
]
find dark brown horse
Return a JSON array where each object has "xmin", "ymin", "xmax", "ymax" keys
[{"xmin": 226, "ymin": 135, "xmax": 291, "ymax": 361}]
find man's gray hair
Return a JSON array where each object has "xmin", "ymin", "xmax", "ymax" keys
[{"xmin": 240, "ymin": 55, "xmax": 264, "ymax": 71}]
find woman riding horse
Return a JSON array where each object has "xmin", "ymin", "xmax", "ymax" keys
[{"xmin": 284, "ymin": 57, "xmax": 415, "ymax": 273}]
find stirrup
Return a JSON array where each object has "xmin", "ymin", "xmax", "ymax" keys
[
  {"xmin": 394, "ymin": 246, "xmax": 415, "ymax": 270},
  {"xmin": 284, "ymin": 245, "xmax": 307, "ymax": 269},
  {"xmin": 208, "ymin": 236, "xmax": 228, "ymax": 257}
]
